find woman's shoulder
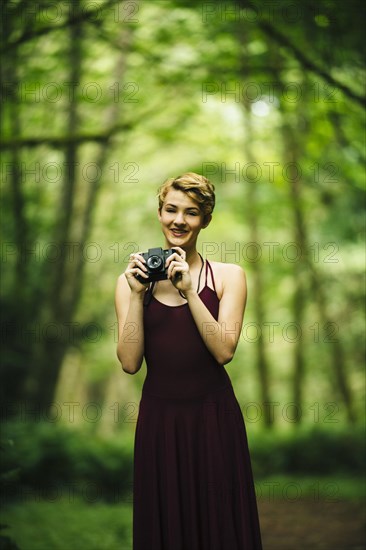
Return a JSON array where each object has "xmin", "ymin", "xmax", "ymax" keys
[
  {"xmin": 208, "ymin": 260, "xmax": 246, "ymax": 276},
  {"xmin": 207, "ymin": 260, "xmax": 246, "ymax": 298}
]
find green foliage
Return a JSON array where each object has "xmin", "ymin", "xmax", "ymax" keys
[
  {"xmin": 1, "ymin": 421, "xmax": 133, "ymax": 504},
  {"xmin": 1, "ymin": 497, "xmax": 133, "ymax": 550},
  {"xmin": 1, "ymin": 420, "xmax": 364, "ymax": 508},
  {"xmin": 1, "ymin": 475, "xmax": 364, "ymax": 549},
  {"xmin": 249, "ymin": 425, "xmax": 366, "ymax": 477}
]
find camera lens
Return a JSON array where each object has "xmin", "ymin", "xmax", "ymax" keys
[{"xmin": 147, "ymin": 255, "xmax": 163, "ymax": 271}]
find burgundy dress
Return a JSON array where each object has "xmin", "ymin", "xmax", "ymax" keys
[{"xmin": 133, "ymin": 259, "xmax": 262, "ymax": 550}]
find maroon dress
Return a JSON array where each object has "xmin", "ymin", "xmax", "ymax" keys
[{"xmin": 133, "ymin": 259, "xmax": 262, "ymax": 549}]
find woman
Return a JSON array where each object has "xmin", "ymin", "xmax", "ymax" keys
[{"xmin": 115, "ymin": 173, "xmax": 262, "ymax": 549}]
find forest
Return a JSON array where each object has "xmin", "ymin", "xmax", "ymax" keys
[{"xmin": 1, "ymin": 0, "xmax": 365, "ymax": 548}]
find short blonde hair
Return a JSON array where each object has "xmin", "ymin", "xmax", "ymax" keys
[{"xmin": 157, "ymin": 172, "xmax": 215, "ymax": 218}]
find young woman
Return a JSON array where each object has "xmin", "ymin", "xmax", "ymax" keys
[{"xmin": 115, "ymin": 173, "xmax": 262, "ymax": 549}]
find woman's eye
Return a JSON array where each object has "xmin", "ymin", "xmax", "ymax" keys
[{"xmin": 165, "ymin": 209, "xmax": 198, "ymax": 215}]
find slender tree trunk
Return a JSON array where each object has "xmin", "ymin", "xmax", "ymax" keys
[
  {"xmin": 68, "ymin": 27, "xmax": 133, "ymax": 319},
  {"xmin": 1, "ymin": 7, "xmax": 27, "ymax": 296},
  {"xmin": 281, "ymin": 105, "xmax": 356, "ymax": 424},
  {"xmin": 24, "ymin": 16, "xmax": 134, "ymax": 414},
  {"xmin": 281, "ymin": 126, "xmax": 308, "ymax": 422},
  {"xmin": 242, "ymin": 103, "xmax": 273, "ymax": 428},
  {"xmin": 308, "ymin": 245, "xmax": 356, "ymax": 423},
  {"xmin": 1, "ymin": 7, "xmax": 30, "ymax": 405},
  {"xmin": 237, "ymin": 23, "xmax": 274, "ymax": 427},
  {"xmin": 267, "ymin": 37, "xmax": 357, "ymax": 423},
  {"xmin": 23, "ymin": 0, "xmax": 83, "ymax": 408}
]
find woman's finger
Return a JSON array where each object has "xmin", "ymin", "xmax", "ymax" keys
[
  {"xmin": 168, "ymin": 263, "xmax": 188, "ymax": 279},
  {"xmin": 129, "ymin": 254, "xmax": 147, "ymax": 271},
  {"xmin": 166, "ymin": 252, "xmax": 185, "ymax": 268},
  {"xmin": 126, "ymin": 267, "xmax": 149, "ymax": 279}
]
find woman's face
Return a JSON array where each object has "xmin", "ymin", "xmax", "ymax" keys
[{"xmin": 158, "ymin": 189, "xmax": 210, "ymax": 249}]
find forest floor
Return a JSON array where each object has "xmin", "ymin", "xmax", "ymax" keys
[
  {"xmin": 1, "ymin": 491, "xmax": 364, "ymax": 549},
  {"xmin": 258, "ymin": 498, "xmax": 365, "ymax": 550}
]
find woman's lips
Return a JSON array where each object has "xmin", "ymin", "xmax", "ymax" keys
[{"xmin": 170, "ymin": 229, "xmax": 188, "ymax": 237}]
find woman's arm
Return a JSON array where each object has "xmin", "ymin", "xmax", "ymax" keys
[
  {"xmin": 166, "ymin": 247, "xmax": 247, "ymax": 365},
  {"xmin": 184, "ymin": 263, "xmax": 247, "ymax": 365},
  {"xmin": 114, "ymin": 253, "xmax": 149, "ymax": 374}
]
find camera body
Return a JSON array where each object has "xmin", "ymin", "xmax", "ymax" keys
[{"xmin": 135, "ymin": 247, "xmax": 177, "ymax": 283}]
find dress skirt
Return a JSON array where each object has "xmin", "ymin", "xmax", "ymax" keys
[{"xmin": 133, "ymin": 384, "xmax": 262, "ymax": 550}]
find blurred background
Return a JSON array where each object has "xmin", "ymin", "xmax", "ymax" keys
[{"xmin": 1, "ymin": 0, "xmax": 365, "ymax": 548}]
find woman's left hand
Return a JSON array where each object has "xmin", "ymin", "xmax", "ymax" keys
[{"xmin": 165, "ymin": 247, "xmax": 193, "ymax": 294}]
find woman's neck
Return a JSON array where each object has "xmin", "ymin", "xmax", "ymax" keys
[{"xmin": 186, "ymin": 249, "xmax": 201, "ymax": 267}]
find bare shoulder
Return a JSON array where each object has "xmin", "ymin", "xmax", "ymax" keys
[
  {"xmin": 209, "ymin": 260, "xmax": 246, "ymax": 278},
  {"xmin": 208, "ymin": 261, "xmax": 246, "ymax": 298}
]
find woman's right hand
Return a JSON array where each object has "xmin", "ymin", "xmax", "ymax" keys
[{"xmin": 124, "ymin": 252, "xmax": 150, "ymax": 293}]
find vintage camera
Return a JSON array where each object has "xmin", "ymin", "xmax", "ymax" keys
[{"xmin": 135, "ymin": 247, "xmax": 177, "ymax": 283}]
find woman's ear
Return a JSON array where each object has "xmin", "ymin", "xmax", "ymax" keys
[
  {"xmin": 157, "ymin": 207, "xmax": 162, "ymax": 222},
  {"xmin": 202, "ymin": 214, "xmax": 212, "ymax": 228}
]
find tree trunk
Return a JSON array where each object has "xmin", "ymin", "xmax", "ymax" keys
[
  {"xmin": 24, "ymin": 15, "xmax": 134, "ymax": 414},
  {"xmin": 0, "ymin": 6, "xmax": 30, "ymax": 405},
  {"xmin": 281, "ymin": 105, "xmax": 356, "ymax": 424},
  {"xmin": 242, "ymin": 103, "xmax": 274, "ymax": 428},
  {"xmin": 281, "ymin": 125, "xmax": 309, "ymax": 423}
]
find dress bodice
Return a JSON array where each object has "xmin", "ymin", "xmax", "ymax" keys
[{"xmin": 142, "ymin": 260, "xmax": 232, "ymax": 399}]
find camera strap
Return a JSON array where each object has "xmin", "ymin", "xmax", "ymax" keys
[
  {"xmin": 143, "ymin": 254, "xmax": 205, "ymax": 306},
  {"xmin": 143, "ymin": 281, "xmax": 156, "ymax": 307},
  {"xmin": 178, "ymin": 253, "xmax": 204, "ymax": 300}
]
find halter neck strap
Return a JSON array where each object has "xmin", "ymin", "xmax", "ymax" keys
[{"xmin": 205, "ymin": 259, "xmax": 216, "ymax": 292}]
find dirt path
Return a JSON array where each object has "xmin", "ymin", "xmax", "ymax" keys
[{"xmin": 258, "ymin": 499, "xmax": 365, "ymax": 549}]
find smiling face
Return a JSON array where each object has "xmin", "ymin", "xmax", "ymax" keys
[{"xmin": 158, "ymin": 189, "xmax": 211, "ymax": 250}]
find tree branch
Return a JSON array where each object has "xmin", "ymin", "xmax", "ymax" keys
[
  {"xmin": 1, "ymin": 0, "xmax": 120, "ymax": 53},
  {"xmin": 238, "ymin": 0, "xmax": 366, "ymax": 109},
  {"xmin": 0, "ymin": 123, "xmax": 132, "ymax": 150}
]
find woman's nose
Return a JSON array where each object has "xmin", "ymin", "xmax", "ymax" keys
[{"xmin": 174, "ymin": 212, "xmax": 185, "ymax": 224}]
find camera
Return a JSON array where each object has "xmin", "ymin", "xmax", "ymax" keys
[{"xmin": 135, "ymin": 247, "xmax": 177, "ymax": 283}]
